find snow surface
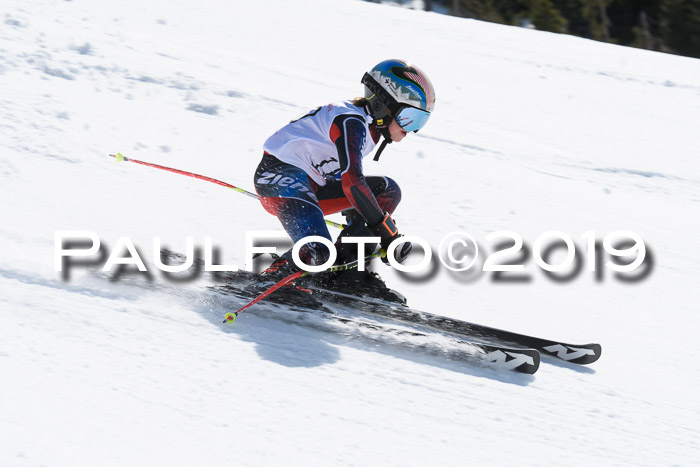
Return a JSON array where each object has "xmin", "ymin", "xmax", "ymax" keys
[{"xmin": 2, "ymin": 0, "xmax": 700, "ymax": 465}]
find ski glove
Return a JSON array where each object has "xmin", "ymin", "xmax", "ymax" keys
[{"xmin": 371, "ymin": 212, "xmax": 412, "ymax": 264}]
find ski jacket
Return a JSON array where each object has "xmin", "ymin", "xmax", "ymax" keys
[{"xmin": 263, "ymin": 101, "xmax": 385, "ymax": 226}]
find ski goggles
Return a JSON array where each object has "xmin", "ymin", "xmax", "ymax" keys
[{"xmin": 395, "ymin": 105, "xmax": 431, "ymax": 133}]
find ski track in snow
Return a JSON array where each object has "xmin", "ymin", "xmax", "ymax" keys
[{"xmin": 2, "ymin": 0, "xmax": 700, "ymax": 466}]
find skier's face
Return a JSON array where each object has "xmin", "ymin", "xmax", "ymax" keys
[{"xmin": 388, "ymin": 119, "xmax": 408, "ymax": 143}]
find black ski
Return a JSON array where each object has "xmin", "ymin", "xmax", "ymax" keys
[
  {"xmin": 328, "ymin": 314, "xmax": 540, "ymax": 374},
  {"xmin": 304, "ymin": 287, "xmax": 601, "ymax": 366},
  {"xmin": 379, "ymin": 307, "xmax": 600, "ymax": 365}
]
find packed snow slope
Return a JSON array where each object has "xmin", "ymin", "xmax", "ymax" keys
[{"xmin": 2, "ymin": 0, "xmax": 699, "ymax": 465}]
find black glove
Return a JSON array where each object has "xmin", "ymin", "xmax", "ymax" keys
[{"xmin": 371, "ymin": 212, "xmax": 412, "ymax": 264}]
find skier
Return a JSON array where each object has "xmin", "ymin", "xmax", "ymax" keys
[{"xmin": 254, "ymin": 59, "xmax": 436, "ymax": 279}]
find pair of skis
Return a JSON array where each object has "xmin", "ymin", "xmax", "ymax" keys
[
  {"xmin": 221, "ymin": 265, "xmax": 601, "ymax": 375},
  {"xmin": 320, "ymin": 288, "xmax": 601, "ymax": 373}
]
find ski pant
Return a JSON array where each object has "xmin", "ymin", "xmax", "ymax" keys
[{"xmin": 253, "ymin": 152, "xmax": 401, "ymax": 264}]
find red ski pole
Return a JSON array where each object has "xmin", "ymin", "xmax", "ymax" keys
[
  {"xmin": 222, "ymin": 270, "xmax": 305, "ymax": 323},
  {"xmin": 110, "ymin": 152, "xmax": 258, "ymax": 198},
  {"xmin": 109, "ymin": 153, "xmax": 345, "ymax": 229},
  {"xmin": 222, "ymin": 252, "xmax": 383, "ymax": 324}
]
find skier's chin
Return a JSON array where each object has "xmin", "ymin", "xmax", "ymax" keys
[{"xmin": 389, "ymin": 124, "xmax": 408, "ymax": 142}]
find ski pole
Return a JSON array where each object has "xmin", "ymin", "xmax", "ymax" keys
[
  {"xmin": 222, "ymin": 252, "xmax": 382, "ymax": 324},
  {"xmin": 109, "ymin": 153, "xmax": 345, "ymax": 230},
  {"xmin": 110, "ymin": 152, "xmax": 257, "ymax": 198}
]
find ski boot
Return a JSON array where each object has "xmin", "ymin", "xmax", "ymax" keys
[{"xmin": 300, "ymin": 211, "xmax": 406, "ymax": 305}]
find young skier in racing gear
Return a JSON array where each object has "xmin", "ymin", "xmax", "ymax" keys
[{"xmin": 254, "ymin": 59, "xmax": 436, "ymax": 278}]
